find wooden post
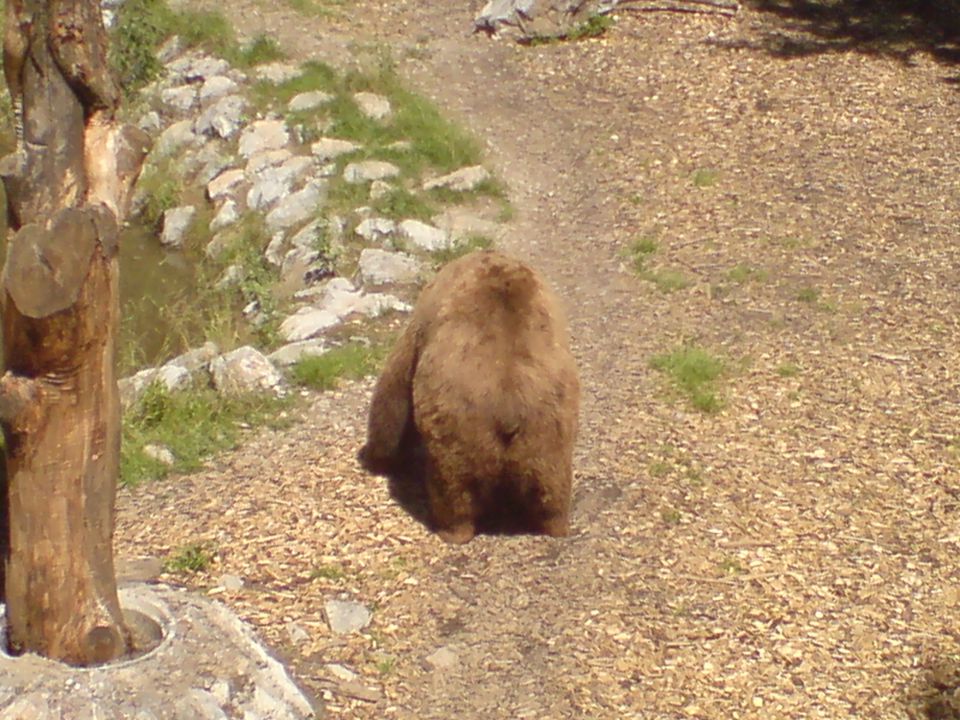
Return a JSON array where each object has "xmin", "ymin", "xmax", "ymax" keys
[{"xmin": 0, "ymin": 0, "xmax": 147, "ymax": 665}]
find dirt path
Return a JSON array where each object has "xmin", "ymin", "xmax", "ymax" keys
[{"xmin": 118, "ymin": 3, "xmax": 960, "ymax": 718}]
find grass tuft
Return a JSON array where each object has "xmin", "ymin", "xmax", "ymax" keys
[
  {"xmin": 432, "ymin": 234, "xmax": 494, "ymax": 266},
  {"xmin": 164, "ymin": 543, "xmax": 215, "ymax": 573},
  {"xmin": 650, "ymin": 346, "xmax": 725, "ymax": 413},
  {"xmin": 290, "ymin": 342, "xmax": 388, "ymax": 390},
  {"xmin": 692, "ymin": 168, "xmax": 721, "ymax": 188}
]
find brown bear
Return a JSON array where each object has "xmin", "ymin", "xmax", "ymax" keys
[{"xmin": 359, "ymin": 249, "xmax": 580, "ymax": 544}]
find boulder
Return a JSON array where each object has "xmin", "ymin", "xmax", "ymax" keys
[
  {"xmin": 343, "ymin": 160, "xmax": 400, "ymax": 184},
  {"xmin": 238, "ymin": 119, "xmax": 290, "ymax": 159},
  {"xmin": 210, "ymin": 346, "xmax": 286, "ymax": 397},
  {"xmin": 160, "ymin": 206, "xmax": 197, "ymax": 248},
  {"xmin": 358, "ymin": 248, "xmax": 421, "ymax": 285}
]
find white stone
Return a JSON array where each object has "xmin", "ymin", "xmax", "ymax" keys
[
  {"xmin": 210, "ymin": 346, "xmax": 286, "ymax": 397},
  {"xmin": 246, "ymin": 148, "xmax": 294, "ymax": 175},
  {"xmin": 280, "ymin": 307, "xmax": 340, "ymax": 342},
  {"xmin": 423, "ymin": 165, "xmax": 491, "ymax": 192},
  {"xmin": 343, "ymin": 160, "xmax": 400, "ymax": 184},
  {"xmin": 210, "ymin": 199, "xmax": 240, "ymax": 233},
  {"xmin": 324, "ymin": 599, "xmax": 372, "ymax": 634},
  {"xmin": 268, "ymin": 340, "xmax": 328, "ymax": 367},
  {"xmin": 238, "ymin": 120, "xmax": 290, "ymax": 159},
  {"xmin": 195, "ymin": 94, "xmax": 247, "ymax": 139},
  {"xmin": 137, "ymin": 111, "xmax": 162, "ymax": 133},
  {"xmin": 200, "ymin": 76, "xmax": 239, "ymax": 105},
  {"xmin": 143, "ymin": 444, "xmax": 176, "ymax": 466},
  {"xmin": 398, "ymin": 219, "xmax": 451, "ymax": 251},
  {"xmin": 216, "ymin": 264, "xmax": 244, "ymax": 288},
  {"xmin": 254, "ymin": 62, "xmax": 304, "ymax": 84},
  {"xmin": 246, "ymin": 156, "xmax": 315, "ymax": 211},
  {"xmin": 266, "ymin": 181, "xmax": 325, "ymax": 232},
  {"xmin": 353, "ymin": 92, "xmax": 392, "ymax": 120},
  {"xmin": 164, "ymin": 342, "xmax": 220, "ymax": 375},
  {"xmin": 288, "ymin": 90, "xmax": 333, "ymax": 112},
  {"xmin": 355, "ymin": 217, "xmax": 396, "ymax": 243},
  {"xmin": 358, "ymin": 248, "xmax": 421, "ymax": 285},
  {"xmin": 424, "ymin": 646, "xmax": 459, "ymax": 671},
  {"xmin": 265, "ymin": 232, "xmax": 287, "ymax": 267},
  {"xmin": 369, "ymin": 180, "xmax": 393, "ymax": 200},
  {"xmin": 155, "ymin": 120, "xmax": 200, "ymax": 157},
  {"xmin": 310, "ymin": 137, "xmax": 360, "ymax": 162},
  {"xmin": 161, "ymin": 84, "xmax": 198, "ymax": 113},
  {"xmin": 325, "ymin": 664, "xmax": 358, "ymax": 683},
  {"xmin": 207, "ymin": 168, "xmax": 246, "ymax": 202},
  {"xmin": 220, "ymin": 574, "xmax": 245, "ymax": 591},
  {"xmin": 160, "ymin": 206, "xmax": 197, "ymax": 248}
]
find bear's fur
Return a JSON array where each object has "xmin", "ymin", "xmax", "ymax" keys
[{"xmin": 359, "ymin": 250, "xmax": 580, "ymax": 544}]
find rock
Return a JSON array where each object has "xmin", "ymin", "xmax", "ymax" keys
[
  {"xmin": 281, "ymin": 247, "xmax": 321, "ymax": 284},
  {"xmin": 190, "ymin": 144, "xmax": 234, "ymax": 186},
  {"xmin": 195, "ymin": 94, "xmax": 248, "ymax": 139},
  {"xmin": 254, "ymin": 62, "xmax": 304, "ymax": 84},
  {"xmin": 320, "ymin": 277, "xmax": 411, "ymax": 318},
  {"xmin": 155, "ymin": 120, "xmax": 200, "ymax": 157},
  {"xmin": 115, "ymin": 556, "xmax": 165, "ymax": 584},
  {"xmin": 432, "ymin": 207, "xmax": 501, "ymax": 240},
  {"xmin": 325, "ymin": 664, "xmax": 357, "ymax": 683},
  {"xmin": 160, "ymin": 206, "xmax": 197, "ymax": 248},
  {"xmin": 424, "ymin": 646, "xmax": 460, "ymax": 671},
  {"xmin": 200, "ymin": 76, "xmax": 239, "ymax": 105},
  {"xmin": 291, "ymin": 219, "xmax": 326, "ymax": 250},
  {"xmin": 207, "ymin": 168, "xmax": 246, "ymax": 202},
  {"xmin": 210, "ymin": 346, "xmax": 286, "ymax": 397},
  {"xmin": 247, "ymin": 156, "xmax": 315, "ymax": 211},
  {"xmin": 238, "ymin": 119, "xmax": 290, "ymax": 159},
  {"xmin": 280, "ymin": 307, "xmax": 340, "ymax": 342},
  {"xmin": 266, "ymin": 181, "xmax": 325, "ymax": 232},
  {"xmin": 143, "ymin": 444, "xmax": 176, "ymax": 466},
  {"xmin": 423, "ymin": 165, "xmax": 491, "ymax": 192},
  {"xmin": 268, "ymin": 340, "xmax": 328, "ymax": 367},
  {"xmin": 289, "ymin": 90, "xmax": 333, "ymax": 112},
  {"xmin": 118, "ymin": 365, "xmax": 191, "ymax": 409},
  {"xmin": 324, "ymin": 599, "xmax": 372, "ymax": 635},
  {"xmin": 353, "ymin": 92, "xmax": 392, "ymax": 120},
  {"xmin": 355, "ymin": 217, "xmax": 397, "ymax": 243},
  {"xmin": 165, "ymin": 342, "xmax": 221, "ymax": 375},
  {"xmin": 369, "ymin": 180, "xmax": 393, "ymax": 201},
  {"xmin": 358, "ymin": 248, "xmax": 421, "ymax": 285},
  {"xmin": 206, "ymin": 232, "xmax": 233, "ymax": 260},
  {"xmin": 265, "ymin": 232, "xmax": 287, "ymax": 267},
  {"xmin": 343, "ymin": 160, "xmax": 400, "ymax": 184},
  {"xmin": 246, "ymin": 148, "xmax": 294, "ymax": 174},
  {"xmin": 138, "ymin": 111, "xmax": 162, "ymax": 133},
  {"xmin": 216, "ymin": 264, "xmax": 244, "ymax": 288},
  {"xmin": 398, "ymin": 219, "xmax": 451, "ymax": 251},
  {"xmin": 475, "ymin": 0, "xmax": 618, "ymax": 37},
  {"xmin": 285, "ymin": 621, "xmax": 309, "ymax": 645},
  {"xmin": 310, "ymin": 137, "xmax": 360, "ymax": 162},
  {"xmin": 156, "ymin": 35, "xmax": 185, "ymax": 64},
  {"xmin": 161, "ymin": 84, "xmax": 198, "ymax": 114},
  {"xmin": 219, "ymin": 574, "xmax": 245, "ymax": 592},
  {"xmin": 0, "ymin": 584, "xmax": 317, "ymax": 719},
  {"xmin": 167, "ymin": 53, "xmax": 230, "ymax": 83},
  {"xmin": 337, "ymin": 681, "xmax": 382, "ymax": 703},
  {"xmin": 210, "ymin": 199, "xmax": 240, "ymax": 233}
]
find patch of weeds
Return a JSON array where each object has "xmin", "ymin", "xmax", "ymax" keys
[
  {"xmin": 626, "ymin": 236, "xmax": 658, "ymax": 273},
  {"xmin": 432, "ymin": 234, "xmax": 494, "ymax": 266},
  {"xmin": 427, "ymin": 178, "xmax": 508, "ymax": 207},
  {"xmin": 136, "ymin": 163, "xmax": 181, "ymax": 228},
  {"xmin": 375, "ymin": 655, "xmax": 397, "ymax": 676},
  {"xmin": 496, "ymin": 201, "xmax": 516, "ymax": 223},
  {"xmin": 661, "ymin": 508, "xmax": 682, "ymax": 525},
  {"xmin": 648, "ymin": 460, "xmax": 671, "ymax": 478},
  {"xmin": 692, "ymin": 168, "xmax": 721, "ymax": 188},
  {"xmin": 727, "ymin": 264, "xmax": 768, "ymax": 284},
  {"xmin": 371, "ymin": 187, "xmax": 435, "ymax": 221},
  {"xmin": 234, "ymin": 34, "xmax": 285, "ymax": 67},
  {"xmin": 526, "ymin": 13, "xmax": 614, "ymax": 44},
  {"xmin": 285, "ymin": 0, "xmax": 346, "ymax": 17},
  {"xmin": 121, "ymin": 382, "xmax": 292, "ymax": 486},
  {"xmin": 164, "ymin": 543, "xmax": 215, "ymax": 573},
  {"xmin": 250, "ymin": 60, "xmax": 339, "ymax": 110},
  {"xmin": 776, "ymin": 362, "xmax": 801, "ymax": 378},
  {"xmin": 290, "ymin": 341, "xmax": 388, "ymax": 390},
  {"xmin": 650, "ymin": 346, "xmax": 725, "ymax": 413},
  {"xmin": 310, "ymin": 564, "xmax": 347, "ymax": 581},
  {"xmin": 326, "ymin": 177, "xmax": 374, "ymax": 215},
  {"xmin": 643, "ymin": 268, "xmax": 691, "ymax": 293},
  {"xmin": 796, "ymin": 286, "xmax": 820, "ymax": 304},
  {"xmin": 719, "ymin": 557, "xmax": 744, "ymax": 575},
  {"xmin": 110, "ymin": 0, "xmax": 177, "ymax": 91}
]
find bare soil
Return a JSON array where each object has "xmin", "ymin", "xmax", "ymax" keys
[{"xmin": 117, "ymin": 2, "xmax": 960, "ymax": 718}]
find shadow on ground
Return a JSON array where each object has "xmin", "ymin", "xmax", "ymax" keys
[
  {"xmin": 906, "ymin": 655, "xmax": 960, "ymax": 719},
  {"xmin": 732, "ymin": 1, "xmax": 960, "ymax": 80}
]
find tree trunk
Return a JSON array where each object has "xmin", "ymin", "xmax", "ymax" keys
[{"xmin": 0, "ymin": 0, "xmax": 148, "ymax": 665}]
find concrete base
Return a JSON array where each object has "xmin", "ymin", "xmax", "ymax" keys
[{"xmin": 0, "ymin": 583, "xmax": 318, "ymax": 719}]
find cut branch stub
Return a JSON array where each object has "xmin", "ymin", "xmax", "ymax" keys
[{"xmin": 3, "ymin": 208, "xmax": 99, "ymax": 318}]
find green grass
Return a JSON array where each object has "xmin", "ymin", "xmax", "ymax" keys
[
  {"xmin": 370, "ymin": 187, "xmax": 435, "ymax": 221},
  {"xmin": 235, "ymin": 35, "xmax": 286, "ymax": 67},
  {"xmin": 290, "ymin": 341, "xmax": 388, "ymax": 390},
  {"xmin": 527, "ymin": 13, "xmax": 614, "ymax": 44},
  {"xmin": 164, "ymin": 543, "xmax": 215, "ymax": 573},
  {"xmin": 727, "ymin": 264, "xmax": 768, "ymax": 284},
  {"xmin": 136, "ymin": 162, "xmax": 181, "ymax": 228},
  {"xmin": 310, "ymin": 564, "xmax": 347, "ymax": 581},
  {"xmin": 648, "ymin": 461, "xmax": 671, "ymax": 478},
  {"xmin": 285, "ymin": 0, "xmax": 347, "ymax": 17},
  {"xmin": 776, "ymin": 362, "xmax": 801, "ymax": 378},
  {"xmin": 692, "ymin": 168, "xmax": 721, "ymax": 188},
  {"xmin": 661, "ymin": 508, "xmax": 682, "ymax": 525},
  {"xmin": 650, "ymin": 346, "xmax": 725, "ymax": 413},
  {"xmin": 796, "ymin": 286, "xmax": 820, "ymax": 303},
  {"xmin": 432, "ymin": 234, "xmax": 494, "ymax": 266},
  {"xmin": 121, "ymin": 382, "xmax": 292, "ymax": 486},
  {"xmin": 626, "ymin": 236, "xmax": 658, "ymax": 273},
  {"xmin": 642, "ymin": 268, "xmax": 691, "ymax": 293}
]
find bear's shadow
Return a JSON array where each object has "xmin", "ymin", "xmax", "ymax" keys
[{"xmin": 379, "ymin": 427, "xmax": 551, "ymax": 539}]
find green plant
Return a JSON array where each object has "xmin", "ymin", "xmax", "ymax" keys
[
  {"xmin": 109, "ymin": 0, "xmax": 177, "ymax": 91},
  {"xmin": 527, "ymin": 13, "xmax": 614, "ymax": 44},
  {"xmin": 136, "ymin": 164, "xmax": 180, "ymax": 228},
  {"xmin": 375, "ymin": 655, "xmax": 397, "ymax": 675},
  {"xmin": 661, "ymin": 508, "xmax": 682, "ymax": 525},
  {"xmin": 235, "ymin": 34, "xmax": 285, "ymax": 67},
  {"xmin": 626, "ymin": 236, "xmax": 658, "ymax": 273},
  {"xmin": 290, "ymin": 341, "xmax": 388, "ymax": 390},
  {"xmin": 371, "ymin": 187, "xmax": 435, "ymax": 221},
  {"xmin": 432, "ymin": 234, "xmax": 494, "ymax": 266},
  {"xmin": 692, "ymin": 168, "xmax": 721, "ymax": 188},
  {"xmin": 648, "ymin": 461, "xmax": 671, "ymax": 478},
  {"xmin": 650, "ymin": 346, "xmax": 725, "ymax": 413},
  {"xmin": 643, "ymin": 268, "xmax": 691, "ymax": 293},
  {"xmin": 719, "ymin": 557, "xmax": 744, "ymax": 575},
  {"xmin": 310, "ymin": 564, "xmax": 346, "ymax": 581},
  {"xmin": 164, "ymin": 543, "xmax": 215, "ymax": 573},
  {"xmin": 796, "ymin": 286, "xmax": 820, "ymax": 303},
  {"xmin": 121, "ymin": 382, "xmax": 292, "ymax": 485},
  {"xmin": 776, "ymin": 362, "xmax": 801, "ymax": 378},
  {"xmin": 285, "ymin": 0, "xmax": 347, "ymax": 17},
  {"xmin": 727, "ymin": 264, "xmax": 768, "ymax": 284}
]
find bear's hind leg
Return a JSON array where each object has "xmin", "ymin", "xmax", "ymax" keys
[{"xmin": 424, "ymin": 457, "xmax": 477, "ymax": 544}]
